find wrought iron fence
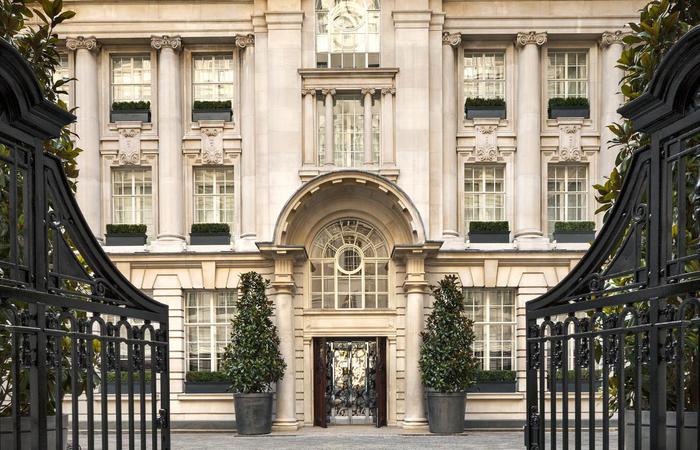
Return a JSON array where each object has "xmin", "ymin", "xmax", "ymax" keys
[
  {"xmin": 0, "ymin": 40, "xmax": 170, "ymax": 449},
  {"xmin": 525, "ymin": 27, "xmax": 700, "ymax": 450}
]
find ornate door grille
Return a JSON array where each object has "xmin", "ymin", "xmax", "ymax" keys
[
  {"xmin": 0, "ymin": 41, "xmax": 170, "ymax": 449},
  {"xmin": 525, "ymin": 28, "xmax": 700, "ymax": 450}
]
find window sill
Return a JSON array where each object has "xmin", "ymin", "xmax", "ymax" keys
[
  {"xmin": 303, "ymin": 308, "xmax": 394, "ymax": 315},
  {"xmin": 299, "ymin": 165, "xmax": 399, "ymax": 182}
]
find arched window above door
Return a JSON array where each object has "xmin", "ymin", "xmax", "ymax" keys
[{"xmin": 310, "ymin": 218, "xmax": 389, "ymax": 309}]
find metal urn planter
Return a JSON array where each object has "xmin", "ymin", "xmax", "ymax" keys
[
  {"xmin": 234, "ymin": 392, "xmax": 274, "ymax": 435},
  {"xmin": 426, "ymin": 391, "xmax": 465, "ymax": 434}
]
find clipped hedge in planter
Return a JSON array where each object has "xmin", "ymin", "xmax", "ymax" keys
[
  {"xmin": 105, "ymin": 223, "xmax": 147, "ymax": 246},
  {"xmin": 185, "ymin": 371, "xmax": 230, "ymax": 393},
  {"xmin": 190, "ymin": 222, "xmax": 231, "ymax": 245},
  {"xmin": 111, "ymin": 100, "xmax": 151, "ymax": 122},
  {"xmin": 468, "ymin": 221, "xmax": 510, "ymax": 243},
  {"xmin": 464, "ymin": 97, "xmax": 506, "ymax": 119},
  {"xmin": 553, "ymin": 221, "xmax": 595, "ymax": 243},
  {"xmin": 192, "ymin": 100, "xmax": 232, "ymax": 122},
  {"xmin": 548, "ymin": 97, "xmax": 590, "ymax": 119},
  {"xmin": 104, "ymin": 371, "xmax": 152, "ymax": 394},
  {"xmin": 467, "ymin": 370, "xmax": 517, "ymax": 393}
]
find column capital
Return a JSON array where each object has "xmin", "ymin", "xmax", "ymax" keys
[
  {"xmin": 235, "ymin": 33, "xmax": 255, "ymax": 49},
  {"xmin": 599, "ymin": 30, "xmax": 630, "ymax": 48},
  {"xmin": 442, "ymin": 32, "xmax": 462, "ymax": 47},
  {"xmin": 150, "ymin": 35, "xmax": 182, "ymax": 51},
  {"xmin": 65, "ymin": 36, "xmax": 100, "ymax": 52},
  {"xmin": 321, "ymin": 88, "xmax": 336, "ymax": 97},
  {"xmin": 515, "ymin": 31, "xmax": 547, "ymax": 48},
  {"xmin": 361, "ymin": 88, "xmax": 376, "ymax": 96},
  {"xmin": 381, "ymin": 87, "xmax": 396, "ymax": 96},
  {"xmin": 301, "ymin": 88, "xmax": 316, "ymax": 97}
]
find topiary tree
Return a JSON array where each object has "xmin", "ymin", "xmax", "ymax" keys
[
  {"xmin": 221, "ymin": 272, "xmax": 286, "ymax": 393},
  {"xmin": 420, "ymin": 275, "xmax": 479, "ymax": 392}
]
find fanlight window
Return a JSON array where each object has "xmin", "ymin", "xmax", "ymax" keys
[{"xmin": 310, "ymin": 219, "xmax": 389, "ymax": 309}]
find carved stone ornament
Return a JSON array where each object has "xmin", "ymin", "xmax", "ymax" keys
[
  {"xmin": 600, "ymin": 30, "xmax": 629, "ymax": 47},
  {"xmin": 65, "ymin": 36, "xmax": 100, "ymax": 52},
  {"xmin": 475, "ymin": 125, "xmax": 499, "ymax": 161},
  {"xmin": 558, "ymin": 124, "xmax": 582, "ymax": 161},
  {"xmin": 361, "ymin": 88, "xmax": 376, "ymax": 96},
  {"xmin": 321, "ymin": 88, "xmax": 337, "ymax": 97},
  {"xmin": 442, "ymin": 32, "xmax": 462, "ymax": 47},
  {"xmin": 117, "ymin": 127, "xmax": 141, "ymax": 165},
  {"xmin": 381, "ymin": 87, "xmax": 395, "ymax": 96},
  {"xmin": 200, "ymin": 126, "xmax": 224, "ymax": 164},
  {"xmin": 515, "ymin": 31, "xmax": 548, "ymax": 48},
  {"xmin": 235, "ymin": 34, "xmax": 255, "ymax": 49},
  {"xmin": 150, "ymin": 35, "xmax": 182, "ymax": 51},
  {"xmin": 301, "ymin": 88, "xmax": 316, "ymax": 97}
]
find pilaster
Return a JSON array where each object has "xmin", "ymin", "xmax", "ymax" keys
[
  {"xmin": 237, "ymin": 34, "xmax": 257, "ymax": 250},
  {"xmin": 441, "ymin": 32, "xmax": 461, "ymax": 247}
]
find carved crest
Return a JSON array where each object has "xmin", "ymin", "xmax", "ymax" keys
[
  {"xmin": 117, "ymin": 127, "xmax": 141, "ymax": 165},
  {"xmin": 558, "ymin": 124, "xmax": 582, "ymax": 161},
  {"xmin": 200, "ymin": 126, "xmax": 223, "ymax": 164},
  {"xmin": 475, "ymin": 125, "xmax": 499, "ymax": 161}
]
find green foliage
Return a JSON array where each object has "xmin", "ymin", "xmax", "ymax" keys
[
  {"xmin": 193, "ymin": 100, "xmax": 232, "ymax": 111},
  {"xmin": 0, "ymin": 0, "xmax": 81, "ymax": 183},
  {"xmin": 191, "ymin": 222, "xmax": 230, "ymax": 234},
  {"xmin": 475, "ymin": 370, "xmax": 516, "ymax": 383},
  {"xmin": 111, "ymin": 100, "xmax": 150, "ymax": 111},
  {"xmin": 106, "ymin": 371, "xmax": 152, "ymax": 383},
  {"xmin": 420, "ymin": 275, "xmax": 479, "ymax": 392},
  {"xmin": 220, "ymin": 272, "xmax": 286, "ymax": 393},
  {"xmin": 106, "ymin": 224, "xmax": 147, "ymax": 235},
  {"xmin": 469, "ymin": 221, "xmax": 509, "ymax": 233},
  {"xmin": 464, "ymin": 97, "xmax": 506, "ymax": 107},
  {"xmin": 554, "ymin": 221, "xmax": 596, "ymax": 233},
  {"xmin": 548, "ymin": 97, "xmax": 590, "ymax": 108},
  {"xmin": 186, "ymin": 371, "xmax": 229, "ymax": 383}
]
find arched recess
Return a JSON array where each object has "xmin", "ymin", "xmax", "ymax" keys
[{"xmin": 269, "ymin": 170, "xmax": 429, "ymax": 249}]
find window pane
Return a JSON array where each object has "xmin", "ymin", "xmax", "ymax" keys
[
  {"xmin": 316, "ymin": 0, "xmax": 381, "ymax": 68},
  {"xmin": 185, "ymin": 290, "xmax": 237, "ymax": 372},
  {"xmin": 463, "ymin": 52, "xmax": 506, "ymax": 103},
  {"xmin": 111, "ymin": 55, "xmax": 151, "ymax": 103},
  {"xmin": 547, "ymin": 51, "xmax": 588, "ymax": 99},
  {"xmin": 111, "ymin": 168, "xmax": 153, "ymax": 237},
  {"xmin": 464, "ymin": 289, "xmax": 516, "ymax": 371},
  {"xmin": 464, "ymin": 164, "xmax": 506, "ymax": 236},
  {"xmin": 193, "ymin": 167, "xmax": 235, "ymax": 232},
  {"xmin": 547, "ymin": 164, "xmax": 589, "ymax": 235},
  {"xmin": 192, "ymin": 54, "xmax": 234, "ymax": 103}
]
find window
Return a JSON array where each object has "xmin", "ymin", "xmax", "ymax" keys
[
  {"xmin": 112, "ymin": 168, "xmax": 153, "ymax": 234},
  {"xmin": 463, "ymin": 52, "xmax": 505, "ymax": 101},
  {"xmin": 111, "ymin": 55, "xmax": 151, "ymax": 103},
  {"xmin": 547, "ymin": 164, "xmax": 588, "ymax": 234},
  {"xmin": 192, "ymin": 54, "xmax": 234, "ymax": 102},
  {"xmin": 193, "ymin": 167, "xmax": 235, "ymax": 226},
  {"xmin": 464, "ymin": 289, "xmax": 516, "ymax": 371},
  {"xmin": 54, "ymin": 54, "xmax": 70, "ymax": 107},
  {"xmin": 547, "ymin": 51, "xmax": 588, "ymax": 99},
  {"xmin": 315, "ymin": 0, "xmax": 380, "ymax": 68},
  {"xmin": 464, "ymin": 164, "xmax": 506, "ymax": 233},
  {"xmin": 185, "ymin": 291, "xmax": 237, "ymax": 372},
  {"xmin": 310, "ymin": 219, "xmax": 389, "ymax": 309}
]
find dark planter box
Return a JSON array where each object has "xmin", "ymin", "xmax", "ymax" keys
[
  {"xmin": 624, "ymin": 410, "xmax": 697, "ymax": 450},
  {"xmin": 105, "ymin": 233, "xmax": 147, "ymax": 246},
  {"xmin": 185, "ymin": 382, "xmax": 230, "ymax": 393},
  {"xmin": 110, "ymin": 110, "xmax": 151, "ymax": 123},
  {"xmin": 0, "ymin": 415, "xmax": 68, "ymax": 449},
  {"xmin": 549, "ymin": 106, "xmax": 590, "ymax": 119},
  {"xmin": 469, "ymin": 231, "xmax": 510, "ymax": 243},
  {"xmin": 190, "ymin": 232, "xmax": 231, "ymax": 245},
  {"xmin": 467, "ymin": 381, "xmax": 516, "ymax": 393},
  {"xmin": 426, "ymin": 391, "xmax": 466, "ymax": 434},
  {"xmin": 234, "ymin": 392, "xmax": 273, "ymax": 435},
  {"xmin": 192, "ymin": 109, "xmax": 232, "ymax": 122},
  {"xmin": 105, "ymin": 381, "xmax": 152, "ymax": 395},
  {"xmin": 553, "ymin": 231, "xmax": 595, "ymax": 243},
  {"xmin": 465, "ymin": 105, "xmax": 506, "ymax": 119}
]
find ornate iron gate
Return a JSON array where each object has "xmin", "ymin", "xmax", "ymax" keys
[
  {"xmin": 0, "ymin": 41, "xmax": 170, "ymax": 449},
  {"xmin": 525, "ymin": 28, "xmax": 700, "ymax": 449}
]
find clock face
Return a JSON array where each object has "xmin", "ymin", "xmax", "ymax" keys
[{"xmin": 330, "ymin": 1, "xmax": 367, "ymax": 50}]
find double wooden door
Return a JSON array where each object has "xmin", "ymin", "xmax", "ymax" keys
[{"xmin": 313, "ymin": 337, "xmax": 387, "ymax": 427}]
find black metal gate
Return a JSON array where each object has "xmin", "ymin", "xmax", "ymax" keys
[
  {"xmin": 0, "ymin": 41, "xmax": 170, "ymax": 449},
  {"xmin": 525, "ymin": 28, "xmax": 700, "ymax": 449}
]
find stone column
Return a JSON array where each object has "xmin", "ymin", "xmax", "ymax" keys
[
  {"xmin": 381, "ymin": 88, "xmax": 395, "ymax": 166},
  {"xmin": 271, "ymin": 256, "xmax": 298, "ymax": 431},
  {"xmin": 514, "ymin": 32, "xmax": 548, "ymax": 247},
  {"xmin": 67, "ymin": 36, "xmax": 102, "ymax": 241},
  {"xmin": 403, "ymin": 256, "xmax": 428, "ymax": 429},
  {"xmin": 322, "ymin": 89, "xmax": 335, "ymax": 165},
  {"xmin": 441, "ymin": 32, "xmax": 461, "ymax": 244},
  {"xmin": 151, "ymin": 35, "xmax": 184, "ymax": 251},
  {"xmin": 362, "ymin": 88, "xmax": 375, "ymax": 165},
  {"xmin": 236, "ymin": 34, "xmax": 257, "ymax": 248},
  {"xmin": 301, "ymin": 89, "xmax": 316, "ymax": 166},
  {"xmin": 599, "ymin": 31, "xmax": 626, "ymax": 179}
]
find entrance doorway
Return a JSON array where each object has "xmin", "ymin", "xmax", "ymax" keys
[{"xmin": 313, "ymin": 337, "xmax": 387, "ymax": 427}]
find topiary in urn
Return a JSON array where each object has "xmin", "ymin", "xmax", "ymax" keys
[
  {"xmin": 420, "ymin": 275, "xmax": 479, "ymax": 433},
  {"xmin": 220, "ymin": 272, "xmax": 286, "ymax": 435}
]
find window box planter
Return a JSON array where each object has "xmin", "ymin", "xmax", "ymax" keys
[
  {"xmin": 465, "ymin": 98, "xmax": 506, "ymax": 119},
  {"xmin": 110, "ymin": 101, "xmax": 151, "ymax": 123},
  {"xmin": 105, "ymin": 224, "xmax": 147, "ymax": 246},
  {"xmin": 192, "ymin": 101, "xmax": 232, "ymax": 122},
  {"xmin": 467, "ymin": 381, "xmax": 517, "ymax": 393},
  {"xmin": 548, "ymin": 97, "xmax": 590, "ymax": 119},
  {"xmin": 553, "ymin": 221, "xmax": 595, "ymax": 243},
  {"xmin": 468, "ymin": 221, "xmax": 510, "ymax": 243},
  {"xmin": 184, "ymin": 381, "xmax": 230, "ymax": 393},
  {"xmin": 189, "ymin": 223, "xmax": 231, "ymax": 245}
]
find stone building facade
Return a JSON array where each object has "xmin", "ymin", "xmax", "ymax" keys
[{"xmin": 56, "ymin": 0, "xmax": 645, "ymax": 429}]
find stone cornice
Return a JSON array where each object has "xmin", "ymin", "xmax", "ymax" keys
[
  {"xmin": 150, "ymin": 35, "xmax": 182, "ymax": 51},
  {"xmin": 235, "ymin": 33, "xmax": 255, "ymax": 49},
  {"xmin": 599, "ymin": 30, "xmax": 629, "ymax": 47},
  {"xmin": 515, "ymin": 31, "xmax": 547, "ymax": 48},
  {"xmin": 442, "ymin": 32, "xmax": 462, "ymax": 47},
  {"xmin": 65, "ymin": 36, "xmax": 100, "ymax": 52}
]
